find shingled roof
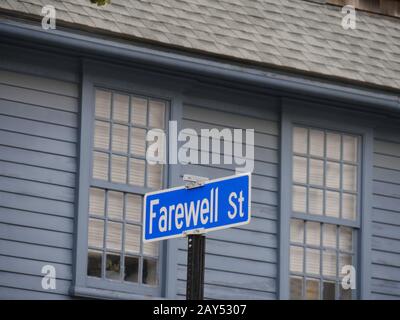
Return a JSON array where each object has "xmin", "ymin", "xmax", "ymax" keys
[{"xmin": 1, "ymin": 0, "xmax": 400, "ymax": 91}]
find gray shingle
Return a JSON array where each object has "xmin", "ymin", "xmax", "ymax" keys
[{"xmin": 0, "ymin": 0, "xmax": 399, "ymax": 90}]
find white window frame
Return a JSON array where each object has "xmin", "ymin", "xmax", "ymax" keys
[
  {"xmin": 72, "ymin": 60, "xmax": 183, "ymax": 299},
  {"xmin": 279, "ymin": 99, "xmax": 374, "ymax": 300}
]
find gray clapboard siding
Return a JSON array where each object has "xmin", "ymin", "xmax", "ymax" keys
[
  {"xmin": 176, "ymin": 280, "xmax": 276, "ymax": 300},
  {"xmin": 176, "ymin": 96, "xmax": 279, "ymax": 299},
  {"xmin": 0, "ymin": 207, "xmax": 73, "ymax": 234},
  {"xmin": 0, "ymin": 271, "xmax": 71, "ymax": 297},
  {"xmin": 0, "ymin": 191, "xmax": 75, "ymax": 218},
  {"xmin": 0, "ymin": 286, "xmax": 71, "ymax": 300},
  {"xmin": 0, "ymin": 224, "xmax": 73, "ymax": 250},
  {"xmin": 183, "ymin": 105, "xmax": 279, "ymax": 136},
  {"xmin": 0, "ymin": 129, "xmax": 76, "ymax": 157},
  {"xmin": 0, "ymin": 69, "xmax": 79, "ymax": 98},
  {"xmin": 0, "ymin": 99, "xmax": 78, "ymax": 127},
  {"xmin": 0, "ymin": 46, "xmax": 79, "ymax": 299},
  {"xmin": 0, "ymin": 160, "xmax": 75, "ymax": 188},
  {"xmin": 371, "ymin": 127, "xmax": 400, "ymax": 299},
  {"xmin": 0, "ymin": 176, "xmax": 75, "ymax": 203},
  {"xmin": 176, "ymin": 254, "xmax": 276, "ymax": 279},
  {"xmin": 177, "ymin": 265, "xmax": 276, "ymax": 293},
  {"xmin": 183, "ymin": 162, "xmax": 278, "ymax": 178},
  {"xmin": 0, "ymin": 114, "xmax": 78, "ymax": 142},
  {"xmin": 0, "ymin": 146, "xmax": 76, "ymax": 173},
  {"xmin": 0, "ymin": 240, "xmax": 72, "ymax": 265},
  {"xmin": 0, "ymin": 84, "xmax": 77, "ymax": 113},
  {"xmin": 0, "ymin": 255, "xmax": 72, "ymax": 281},
  {"xmin": 182, "ymin": 119, "xmax": 279, "ymax": 149}
]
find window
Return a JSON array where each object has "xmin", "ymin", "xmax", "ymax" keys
[
  {"xmin": 86, "ymin": 88, "xmax": 167, "ymax": 294},
  {"xmin": 289, "ymin": 126, "xmax": 360, "ymax": 299}
]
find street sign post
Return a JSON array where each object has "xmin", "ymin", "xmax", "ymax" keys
[{"xmin": 142, "ymin": 172, "xmax": 251, "ymax": 300}]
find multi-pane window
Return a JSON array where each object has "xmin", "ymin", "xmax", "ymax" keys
[
  {"xmin": 289, "ymin": 126, "xmax": 360, "ymax": 300},
  {"xmin": 87, "ymin": 88, "xmax": 167, "ymax": 288}
]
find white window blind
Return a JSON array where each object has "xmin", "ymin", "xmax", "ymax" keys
[
  {"xmin": 289, "ymin": 125, "xmax": 360, "ymax": 300},
  {"xmin": 87, "ymin": 88, "xmax": 167, "ymax": 287}
]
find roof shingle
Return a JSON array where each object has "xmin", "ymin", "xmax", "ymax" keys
[{"xmin": 1, "ymin": 0, "xmax": 399, "ymax": 90}]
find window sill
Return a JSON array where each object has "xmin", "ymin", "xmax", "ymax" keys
[{"xmin": 71, "ymin": 285, "xmax": 166, "ymax": 300}]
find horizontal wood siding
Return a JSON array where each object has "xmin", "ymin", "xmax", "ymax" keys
[
  {"xmin": 176, "ymin": 91, "xmax": 279, "ymax": 299},
  {"xmin": 371, "ymin": 126, "xmax": 400, "ymax": 299},
  {"xmin": 0, "ymin": 44, "xmax": 79, "ymax": 299}
]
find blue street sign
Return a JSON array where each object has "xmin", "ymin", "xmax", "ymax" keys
[{"xmin": 143, "ymin": 173, "xmax": 251, "ymax": 242}]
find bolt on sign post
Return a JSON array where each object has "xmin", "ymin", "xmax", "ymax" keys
[{"xmin": 143, "ymin": 172, "xmax": 252, "ymax": 300}]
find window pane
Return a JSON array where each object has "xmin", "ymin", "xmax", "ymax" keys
[
  {"xmin": 112, "ymin": 124, "xmax": 128, "ymax": 153},
  {"xmin": 290, "ymin": 219, "xmax": 304, "ymax": 244},
  {"xmin": 306, "ymin": 222, "xmax": 320, "ymax": 246},
  {"xmin": 339, "ymin": 254, "xmax": 352, "ymax": 274},
  {"xmin": 306, "ymin": 249, "xmax": 320, "ymax": 275},
  {"xmin": 129, "ymin": 158, "xmax": 145, "ymax": 186},
  {"xmin": 143, "ymin": 258, "xmax": 158, "ymax": 285},
  {"xmin": 340, "ymin": 286, "xmax": 352, "ymax": 300},
  {"xmin": 326, "ymin": 161, "xmax": 340, "ymax": 189},
  {"xmin": 290, "ymin": 276, "xmax": 303, "ymax": 300},
  {"xmin": 343, "ymin": 164, "xmax": 357, "ymax": 191},
  {"xmin": 309, "ymin": 129, "xmax": 324, "ymax": 157},
  {"xmin": 106, "ymin": 253, "xmax": 120, "ymax": 280},
  {"xmin": 124, "ymin": 256, "xmax": 139, "ymax": 282},
  {"xmin": 148, "ymin": 100, "xmax": 165, "ymax": 129},
  {"xmin": 326, "ymin": 132, "xmax": 341, "ymax": 160},
  {"xmin": 95, "ymin": 90, "xmax": 111, "ymax": 119},
  {"xmin": 113, "ymin": 93, "xmax": 129, "ymax": 123},
  {"xmin": 87, "ymin": 250, "xmax": 102, "ymax": 277},
  {"xmin": 131, "ymin": 127, "xmax": 146, "ymax": 156},
  {"xmin": 323, "ymin": 281, "xmax": 336, "ymax": 300},
  {"xmin": 290, "ymin": 246, "xmax": 304, "ymax": 273},
  {"xmin": 323, "ymin": 224, "xmax": 337, "ymax": 248},
  {"xmin": 293, "ymin": 156, "xmax": 307, "ymax": 183},
  {"xmin": 106, "ymin": 221, "xmax": 122, "ymax": 251},
  {"xmin": 343, "ymin": 135, "xmax": 358, "ymax": 162},
  {"xmin": 339, "ymin": 227, "xmax": 353, "ymax": 252},
  {"xmin": 293, "ymin": 185, "xmax": 307, "ymax": 213},
  {"xmin": 89, "ymin": 188, "xmax": 105, "ymax": 217},
  {"xmin": 309, "ymin": 188, "xmax": 323, "ymax": 215},
  {"xmin": 126, "ymin": 194, "xmax": 142, "ymax": 222},
  {"xmin": 108, "ymin": 191, "xmax": 123, "ymax": 220},
  {"xmin": 144, "ymin": 241, "xmax": 159, "ymax": 257},
  {"xmin": 111, "ymin": 155, "xmax": 127, "ymax": 183},
  {"xmin": 342, "ymin": 193, "xmax": 356, "ymax": 220},
  {"xmin": 323, "ymin": 250, "xmax": 337, "ymax": 277},
  {"xmin": 94, "ymin": 121, "xmax": 110, "ymax": 150},
  {"xmin": 293, "ymin": 127, "xmax": 308, "ymax": 154},
  {"xmin": 306, "ymin": 279, "xmax": 320, "ymax": 299},
  {"xmin": 325, "ymin": 191, "xmax": 340, "ymax": 218},
  {"xmin": 309, "ymin": 159, "xmax": 323, "ymax": 186},
  {"xmin": 131, "ymin": 96, "xmax": 147, "ymax": 126},
  {"xmin": 147, "ymin": 164, "xmax": 163, "ymax": 189},
  {"xmin": 93, "ymin": 152, "xmax": 109, "ymax": 180},
  {"xmin": 339, "ymin": 256, "xmax": 353, "ymax": 298},
  {"xmin": 125, "ymin": 224, "xmax": 141, "ymax": 254},
  {"xmin": 88, "ymin": 218, "xmax": 104, "ymax": 248}
]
